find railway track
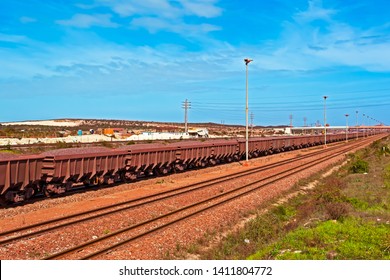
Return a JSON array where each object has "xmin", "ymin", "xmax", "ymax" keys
[{"xmin": 0, "ymin": 135, "xmax": 382, "ymax": 259}]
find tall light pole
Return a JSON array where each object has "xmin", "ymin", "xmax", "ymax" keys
[
  {"xmin": 244, "ymin": 58, "xmax": 253, "ymax": 162},
  {"xmin": 362, "ymin": 113, "xmax": 366, "ymax": 137},
  {"xmin": 345, "ymin": 114, "xmax": 349, "ymax": 142},
  {"xmin": 323, "ymin": 96, "xmax": 328, "ymax": 146},
  {"xmin": 356, "ymin": 111, "xmax": 358, "ymax": 139}
]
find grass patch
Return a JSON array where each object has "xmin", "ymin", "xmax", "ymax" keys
[
  {"xmin": 249, "ymin": 217, "xmax": 390, "ymax": 260},
  {"xmin": 0, "ymin": 149, "xmax": 22, "ymax": 155}
]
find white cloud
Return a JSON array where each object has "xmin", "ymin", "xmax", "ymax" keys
[
  {"xmin": 294, "ymin": 0, "xmax": 336, "ymax": 23},
  {"xmin": 89, "ymin": 0, "xmax": 222, "ymax": 35},
  {"xmin": 0, "ymin": 33, "xmax": 27, "ymax": 43},
  {"xmin": 20, "ymin": 17, "xmax": 37, "ymax": 24},
  {"xmin": 260, "ymin": 0, "xmax": 390, "ymax": 72},
  {"xmin": 309, "ymin": 41, "xmax": 390, "ymax": 72},
  {"xmin": 131, "ymin": 17, "xmax": 220, "ymax": 35},
  {"xmin": 3, "ymin": 0, "xmax": 389, "ymax": 85},
  {"xmin": 56, "ymin": 14, "xmax": 119, "ymax": 28},
  {"xmin": 94, "ymin": 0, "xmax": 181, "ymax": 18},
  {"xmin": 94, "ymin": 0, "xmax": 222, "ymax": 18},
  {"xmin": 178, "ymin": 0, "xmax": 222, "ymax": 18}
]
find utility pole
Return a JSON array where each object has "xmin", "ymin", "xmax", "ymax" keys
[
  {"xmin": 182, "ymin": 99, "xmax": 191, "ymax": 133},
  {"xmin": 250, "ymin": 112, "xmax": 254, "ymax": 137},
  {"xmin": 289, "ymin": 114, "xmax": 293, "ymax": 127}
]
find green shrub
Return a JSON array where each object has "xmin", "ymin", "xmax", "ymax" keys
[{"xmin": 349, "ymin": 158, "xmax": 369, "ymax": 173}]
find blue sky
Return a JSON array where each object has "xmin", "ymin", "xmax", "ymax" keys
[{"xmin": 1, "ymin": 0, "xmax": 389, "ymax": 126}]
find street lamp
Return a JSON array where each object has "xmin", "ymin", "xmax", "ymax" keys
[
  {"xmin": 345, "ymin": 114, "xmax": 349, "ymax": 142},
  {"xmin": 244, "ymin": 58, "xmax": 253, "ymax": 162},
  {"xmin": 362, "ymin": 113, "xmax": 366, "ymax": 137},
  {"xmin": 323, "ymin": 96, "xmax": 328, "ymax": 146},
  {"xmin": 356, "ymin": 111, "xmax": 358, "ymax": 139}
]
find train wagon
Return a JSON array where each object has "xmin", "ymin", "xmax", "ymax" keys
[
  {"xmin": 238, "ymin": 136, "xmax": 293, "ymax": 158},
  {"xmin": 124, "ymin": 139, "xmax": 240, "ymax": 177},
  {"xmin": 207, "ymin": 139, "xmax": 240, "ymax": 163},
  {"xmin": 170, "ymin": 139, "xmax": 239, "ymax": 168},
  {"xmin": 41, "ymin": 147, "xmax": 129, "ymax": 195},
  {"xmin": 286, "ymin": 135, "xmax": 306, "ymax": 149},
  {"xmin": 124, "ymin": 143, "xmax": 179, "ymax": 176},
  {"xmin": 0, "ymin": 154, "xmax": 44, "ymax": 202}
]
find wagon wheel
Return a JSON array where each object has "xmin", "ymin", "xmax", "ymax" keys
[
  {"xmin": 24, "ymin": 186, "xmax": 35, "ymax": 200},
  {"xmin": 155, "ymin": 166, "xmax": 168, "ymax": 176},
  {"xmin": 43, "ymin": 185, "xmax": 53, "ymax": 197}
]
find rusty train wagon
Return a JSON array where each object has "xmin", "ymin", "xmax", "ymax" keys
[
  {"xmin": 121, "ymin": 140, "xmax": 239, "ymax": 177},
  {"xmin": 171, "ymin": 139, "xmax": 240, "ymax": 168},
  {"xmin": 237, "ymin": 136, "xmax": 299, "ymax": 158},
  {"xmin": 287, "ymin": 136, "xmax": 307, "ymax": 149},
  {"xmin": 124, "ymin": 143, "xmax": 179, "ymax": 177},
  {"xmin": 0, "ymin": 154, "xmax": 44, "ymax": 202},
  {"xmin": 41, "ymin": 148, "xmax": 129, "ymax": 196},
  {"xmin": 237, "ymin": 137, "xmax": 271, "ymax": 158}
]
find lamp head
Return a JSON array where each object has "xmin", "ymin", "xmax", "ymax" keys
[{"xmin": 244, "ymin": 58, "xmax": 253, "ymax": 65}]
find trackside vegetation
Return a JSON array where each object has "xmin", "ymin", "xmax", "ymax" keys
[{"xmin": 189, "ymin": 136, "xmax": 390, "ymax": 260}]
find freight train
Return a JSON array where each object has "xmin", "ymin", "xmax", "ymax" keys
[{"xmin": 0, "ymin": 133, "xmax": 362, "ymax": 203}]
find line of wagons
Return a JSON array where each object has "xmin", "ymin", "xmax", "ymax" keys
[{"xmin": 0, "ymin": 133, "xmax": 359, "ymax": 203}]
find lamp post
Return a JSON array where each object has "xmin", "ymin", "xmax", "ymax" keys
[
  {"xmin": 244, "ymin": 58, "xmax": 253, "ymax": 162},
  {"xmin": 356, "ymin": 111, "xmax": 358, "ymax": 139},
  {"xmin": 323, "ymin": 96, "xmax": 328, "ymax": 146},
  {"xmin": 345, "ymin": 114, "xmax": 349, "ymax": 142},
  {"xmin": 362, "ymin": 113, "xmax": 366, "ymax": 137}
]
